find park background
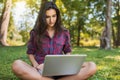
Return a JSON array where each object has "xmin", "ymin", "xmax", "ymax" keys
[{"xmin": 0, "ymin": 0, "xmax": 120, "ymax": 80}]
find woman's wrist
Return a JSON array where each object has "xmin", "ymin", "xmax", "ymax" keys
[{"xmin": 33, "ymin": 64, "xmax": 39, "ymax": 69}]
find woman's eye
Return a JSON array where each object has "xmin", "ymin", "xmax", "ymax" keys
[
  {"xmin": 46, "ymin": 16, "xmax": 50, "ymax": 18},
  {"xmin": 52, "ymin": 15, "xmax": 56, "ymax": 17}
]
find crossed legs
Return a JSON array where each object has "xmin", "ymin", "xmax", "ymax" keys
[
  {"xmin": 58, "ymin": 62, "xmax": 97, "ymax": 80},
  {"xmin": 12, "ymin": 60, "xmax": 53, "ymax": 80},
  {"xmin": 12, "ymin": 60, "xmax": 96, "ymax": 80}
]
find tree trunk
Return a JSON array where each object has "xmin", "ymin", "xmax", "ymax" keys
[
  {"xmin": 77, "ymin": 25, "xmax": 81, "ymax": 46},
  {"xmin": 116, "ymin": 0, "xmax": 120, "ymax": 47},
  {"xmin": 112, "ymin": 25, "xmax": 116, "ymax": 47},
  {"xmin": 100, "ymin": 0, "xmax": 112, "ymax": 49},
  {"xmin": 0, "ymin": 0, "xmax": 12, "ymax": 46}
]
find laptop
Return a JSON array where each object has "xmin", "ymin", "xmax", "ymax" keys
[{"xmin": 38, "ymin": 54, "xmax": 87, "ymax": 76}]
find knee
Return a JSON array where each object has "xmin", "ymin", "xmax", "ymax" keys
[
  {"xmin": 88, "ymin": 61, "xmax": 97, "ymax": 76},
  {"xmin": 12, "ymin": 60, "xmax": 23, "ymax": 73}
]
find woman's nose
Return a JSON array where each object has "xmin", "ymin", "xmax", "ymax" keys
[{"xmin": 50, "ymin": 17, "xmax": 53, "ymax": 23}]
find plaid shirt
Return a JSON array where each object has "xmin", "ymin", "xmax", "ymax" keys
[{"xmin": 27, "ymin": 30, "xmax": 72, "ymax": 64}]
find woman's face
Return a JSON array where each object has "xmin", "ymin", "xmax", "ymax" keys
[{"xmin": 45, "ymin": 9, "xmax": 57, "ymax": 28}]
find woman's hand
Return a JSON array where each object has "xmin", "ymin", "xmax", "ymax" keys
[{"xmin": 35, "ymin": 63, "xmax": 44, "ymax": 70}]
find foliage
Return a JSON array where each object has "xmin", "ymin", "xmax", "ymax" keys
[
  {"xmin": 0, "ymin": 0, "xmax": 120, "ymax": 47},
  {"xmin": 0, "ymin": 46, "xmax": 120, "ymax": 80},
  {"xmin": 0, "ymin": 3, "xmax": 4, "ymax": 15},
  {"xmin": 58, "ymin": 0, "xmax": 107, "ymax": 46},
  {"xmin": 7, "ymin": 14, "xmax": 24, "ymax": 46},
  {"xmin": 19, "ymin": 29, "xmax": 30, "ymax": 43}
]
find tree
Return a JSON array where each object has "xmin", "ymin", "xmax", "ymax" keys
[
  {"xmin": 77, "ymin": 17, "xmax": 85, "ymax": 46},
  {"xmin": 0, "ymin": 0, "xmax": 12, "ymax": 46},
  {"xmin": 116, "ymin": 0, "xmax": 120, "ymax": 47},
  {"xmin": 61, "ymin": 0, "xmax": 89, "ymax": 46},
  {"xmin": 100, "ymin": 0, "xmax": 112, "ymax": 49}
]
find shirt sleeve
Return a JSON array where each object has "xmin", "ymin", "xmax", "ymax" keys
[
  {"xmin": 26, "ymin": 30, "xmax": 36, "ymax": 54},
  {"xmin": 63, "ymin": 30, "xmax": 72, "ymax": 54}
]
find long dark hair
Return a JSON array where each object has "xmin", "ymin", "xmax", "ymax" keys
[{"xmin": 33, "ymin": 1, "xmax": 63, "ymax": 50}]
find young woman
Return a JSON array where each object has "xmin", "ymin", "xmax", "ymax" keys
[{"xmin": 12, "ymin": 1, "xmax": 96, "ymax": 80}]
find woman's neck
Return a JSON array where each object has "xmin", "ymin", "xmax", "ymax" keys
[
  {"xmin": 47, "ymin": 27, "xmax": 55, "ymax": 31},
  {"xmin": 47, "ymin": 27, "xmax": 55, "ymax": 38}
]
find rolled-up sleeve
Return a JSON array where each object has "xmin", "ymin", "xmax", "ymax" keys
[
  {"xmin": 63, "ymin": 30, "xmax": 72, "ymax": 54},
  {"xmin": 27, "ymin": 31, "xmax": 36, "ymax": 54}
]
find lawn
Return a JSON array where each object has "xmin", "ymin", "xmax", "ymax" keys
[{"xmin": 0, "ymin": 46, "xmax": 120, "ymax": 80}]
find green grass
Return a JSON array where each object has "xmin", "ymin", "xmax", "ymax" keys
[{"xmin": 0, "ymin": 46, "xmax": 120, "ymax": 80}]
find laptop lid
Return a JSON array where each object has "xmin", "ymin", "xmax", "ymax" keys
[{"xmin": 42, "ymin": 54, "xmax": 87, "ymax": 76}]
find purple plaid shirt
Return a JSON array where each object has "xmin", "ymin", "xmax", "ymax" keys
[{"xmin": 27, "ymin": 30, "xmax": 72, "ymax": 64}]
